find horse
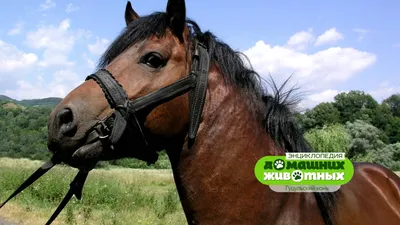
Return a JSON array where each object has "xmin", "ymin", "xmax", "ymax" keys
[{"xmin": 36, "ymin": 0, "xmax": 400, "ymax": 224}]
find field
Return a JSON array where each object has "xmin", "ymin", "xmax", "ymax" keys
[
  {"xmin": 1, "ymin": 158, "xmax": 400, "ymax": 225},
  {"xmin": 0, "ymin": 158, "xmax": 186, "ymax": 225}
]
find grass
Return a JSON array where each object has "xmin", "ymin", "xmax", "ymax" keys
[
  {"xmin": 0, "ymin": 157, "xmax": 186, "ymax": 225},
  {"xmin": 1, "ymin": 157, "xmax": 400, "ymax": 225}
]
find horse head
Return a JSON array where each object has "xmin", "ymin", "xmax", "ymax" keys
[{"xmin": 47, "ymin": 0, "xmax": 207, "ymax": 170}]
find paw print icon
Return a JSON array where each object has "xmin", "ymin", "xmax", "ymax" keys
[
  {"xmin": 273, "ymin": 159, "xmax": 285, "ymax": 170},
  {"xmin": 292, "ymin": 170, "xmax": 303, "ymax": 182}
]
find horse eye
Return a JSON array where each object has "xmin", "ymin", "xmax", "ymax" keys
[{"xmin": 142, "ymin": 52, "xmax": 164, "ymax": 69}]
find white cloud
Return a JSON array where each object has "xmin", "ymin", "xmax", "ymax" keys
[
  {"xmin": 40, "ymin": 0, "xmax": 56, "ymax": 11},
  {"xmin": 244, "ymin": 29, "xmax": 376, "ymax": 109},
  {"xmin": 8, "ymin": 22, "xmax": 24, "ymax": 36},
  {"xmin": 25, "ymin": 19, "xmax": 91, "ymax": 68},
  {"xmin": 300, "ymin": 86, "xmax": 399, "ymax": 110},
  {"xmin": 314, "ymin": 28, "xmax": 344, "ymax": 47},
  {"xmin": 307, "ymin": 89, "xmax": 340, "ymax": 103},
  {"xmin": 82, "ymin": 53, "xmax": 95, "ymax": 69},
  {"xmin": 368, "ymin": 82, "xmax": 400, "ymax": 102},
  {"xmin": 244, "ymin": 41, "xmax": 375, "ymax": 93},
  {"xmin": 394, "ymin": 43, "xmax": 400, "ymax": 48},
  {"xmin": 88, "ymin": 37, "xmax": 110, "ymax": 56},
  {"xmin": 37, "ymin": 50, "xmax": 75, "ymax": 67},
  {"xmin": 301, "ymin": 89, "xmax": 345, "ymax": 109},
  {"xmin": 26, "ymin": 19, "xmax": 74, "ymax": 52},
  {"xmin": 0, "ymin": 25, "xmax": 378, "ymax": 109},
  {"xmin": 4, "ymin": 70, "xmax": 82, "ymax": 100},
  {"xmin": 87, "ymin": 59, "xmax": 95, "ymax": 69},
  {"xmin": 0, "ymin": 17, "xmax": 96, "ymax": 99},
  {"xmin": 66, "ymin": 3, "xmax": 79, "ymax": 13},
  {"xmin": 0, "ymin": 40, "xmax": 38, "ymax": 73},
  {"xmin": 353, "ymin": 28, "xmax": 369, "ymax": 41},
  {"xmin": 286, "ymin": 29, "xmax": 314, "ymax": 51}
]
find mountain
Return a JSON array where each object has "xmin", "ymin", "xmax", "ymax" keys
[
  {"xmin": 0, "ymin": 95, "xmax": 13, "ymax": 101},
  {"xmin": 0, "ymin": 95, "xmax": 62, "ymax": 107}
]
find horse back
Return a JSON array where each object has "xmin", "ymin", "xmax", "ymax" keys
[{"xmin": 335, "ymin": 162, "xmax": 400, "ymax": 225}]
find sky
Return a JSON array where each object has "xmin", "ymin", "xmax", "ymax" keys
[{"xmin": 0, "ymin": 0, "xmax": 399, "ymax": 109}]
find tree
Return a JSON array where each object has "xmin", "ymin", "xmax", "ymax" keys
[
  {"xmin": 383, "ymin": 94, "xmax": 400, "ymax": 117},
  {"xmin": 370, "ymin": 103, "xmax": 393, "ymax": 133},
  {"xmin": 345, "ymin": 120, "xmax": 386, "ymax": 162},
  {"xmin": 296, "ymin": 102, "xmax": 340, "ymax": 131},
  {"xmin": 0, "ymin": 101, "xmax": 172, "ymax": 169},
  {"xmin": 333, "ymin": 91, "xmax": 378, "ymax": 123},
  {"xmin": 304, "ymin": 124, "xmax": 350, "ymax": 153},
  {"xmin": 385, "ymin": 117, "xmax": 400, "ymax": 144},
  {"xmin": 373, "ymin": 143, "xmax": 400, "ymax": 171}
]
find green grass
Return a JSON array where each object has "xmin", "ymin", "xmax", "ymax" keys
[
  {"xmin": 0, "ymin": 157, "xmax": 186, "ymax": 225},
  {"xmin": 1, "ymin": 157, "xmax": 400, "ymax": 225}
]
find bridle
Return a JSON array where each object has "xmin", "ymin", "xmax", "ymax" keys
[
  {"xmin": 84, "ymin": 39, "xmax": 210, "ymax": 163},
  {"xmin": 0, "ymin": 39, "xmax": 210, "ymax": 224}
]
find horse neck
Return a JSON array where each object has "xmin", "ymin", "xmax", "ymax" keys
[{"xmin": 167, "ymin": 66, "xmax": 287, "ymax": 224}]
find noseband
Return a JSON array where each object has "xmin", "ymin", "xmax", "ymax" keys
[
  {"xmin": 0, "ymin": 40, "xmax": 210, "ymax": 225},
  {"xmin": 84, "ymin": 40, "xmax": 210, "ymax": 164}
]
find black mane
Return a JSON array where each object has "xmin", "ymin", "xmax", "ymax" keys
[
  {"xmin": 98, "ymin": 12, "xmax": 310, "ymax": 154},
  {"xmin": 98, "ymin": 12, "xmax": 337, "ymax": 225}
]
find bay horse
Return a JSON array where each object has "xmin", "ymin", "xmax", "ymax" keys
[{"xmin": 7, "ymin": 0, "xmax": 400, "ymax": 224}]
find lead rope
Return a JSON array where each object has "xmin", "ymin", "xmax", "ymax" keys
[
  {"xmin": 45, "ymin": 171, "xmax": 89, "ymax": 225},
  {"xmin": 0, "ymin": 39, "xmax": 210, "ymax": 225},
  {"xmin": 0, "ymin": 154, "xmax": 92, "ymax": 225},
  {"xmin": 0, "ymin": 161, "xmax": 55, "ymax": 209}
]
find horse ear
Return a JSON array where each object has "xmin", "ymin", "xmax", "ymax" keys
[
  {"xmin": 125, "ymin": 1, "xmax": 140, "ymax": 26},
  {"xmin": 166, "ymin": 0, "xmax": 186, "ymax": 40}
]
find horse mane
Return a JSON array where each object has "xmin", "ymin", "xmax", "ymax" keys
[{"xmin": 97, "ymin": 12, "xmax": 338, "ymax": 225}]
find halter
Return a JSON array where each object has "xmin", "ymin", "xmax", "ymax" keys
[
  {"xmin": 0, "ymin": 40, "xmax": 210, "ymax": 224},
  {"xmin": 84, "ymin": 39, "xmax": 210, "ymax": 164}
]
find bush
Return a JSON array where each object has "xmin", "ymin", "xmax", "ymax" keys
[
  {"xmin": 108, "ymin": 150, "xmax": 171, "ymax": 169},
  {"xmin": 304, "ymin": 124, "xmax": 350, "ymax": 153},
  {"xmin": 373, "ymin": 143, "xmax": 400, "ymax": 170},
  {"xmin": 345, "ymin": 120, "xmax": 386, "ymax": 162}
]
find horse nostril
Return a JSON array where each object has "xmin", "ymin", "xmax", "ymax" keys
[
  {"xmin": 57, "ymin": 108, "xmax": 77, "ymax": 137},
  {"xmin": 59, "ymin": 108, "xmax": 73, "ymax": 124}
]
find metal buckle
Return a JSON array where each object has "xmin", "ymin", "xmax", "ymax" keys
[
  {"xmin": 94, "ymin": 120, "xmax": 110, "ymax": 140},
  {"xmin": 93, "ymin": 120, "xmax": 115, "ymax": 150}
]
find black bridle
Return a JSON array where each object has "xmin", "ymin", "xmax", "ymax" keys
[
  {"xmin": 0, "ymin": 40, "xmax": 210, "ymax": 224},
  {"xmin": 85, "ymin": 39, "xmax": 210, "ymax": 162}
]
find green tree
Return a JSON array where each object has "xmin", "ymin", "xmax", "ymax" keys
[
  {"xmin": 297, "ymin": 103, "xmax": 340, "ymax": 131},
  {"xmin": 333, "ymin": 91, "xmax": 378, "ymax": 123},
  {"xmin": 385, "ymin": 117, "xmax": 400, "ymax": 144},
  {"xmin": 345, "ymin": 120, "xmax": 386, "ymax": 162},
  {"xmin": 373, "ymin": 143, "xmax": 400, "ymax": 171},
  {"xmin": 0, "ymin": 100, "xmax": 172, "ymax": 169},
  {"xmin": 370, "ymin": 103, "xmax": 393, "ymax": 133},
  {"xmin": 383, "ymin": 94, "xmax": 400, "ymax": 117},
  {"xmin": 304, "ymin": 124, "xmax": 350, "ymax": 153},
  {"xmin": 0, "ymin": 103, "xmax": 52, "ymax": 160}
]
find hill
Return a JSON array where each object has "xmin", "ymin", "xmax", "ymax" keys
[
  {"xmin": 0, "ymin": 99, "xmax": 171, "ymax": 169},
  {"xmin": 0, "ymin": 95, "xmax": 13, "ymax": 101},
  {"xmin": 0, "ymin": 95, "xmax": 62, "ymax": 107}
]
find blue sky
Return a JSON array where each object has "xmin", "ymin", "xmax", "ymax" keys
[{"xmin": 0, "ymin": 0, "xmax": 399, "ymax": 109}]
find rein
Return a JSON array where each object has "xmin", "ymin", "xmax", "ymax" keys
[{"xmin": 0, "ymin": 40, "xmax": 210, "ymax": 224}]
